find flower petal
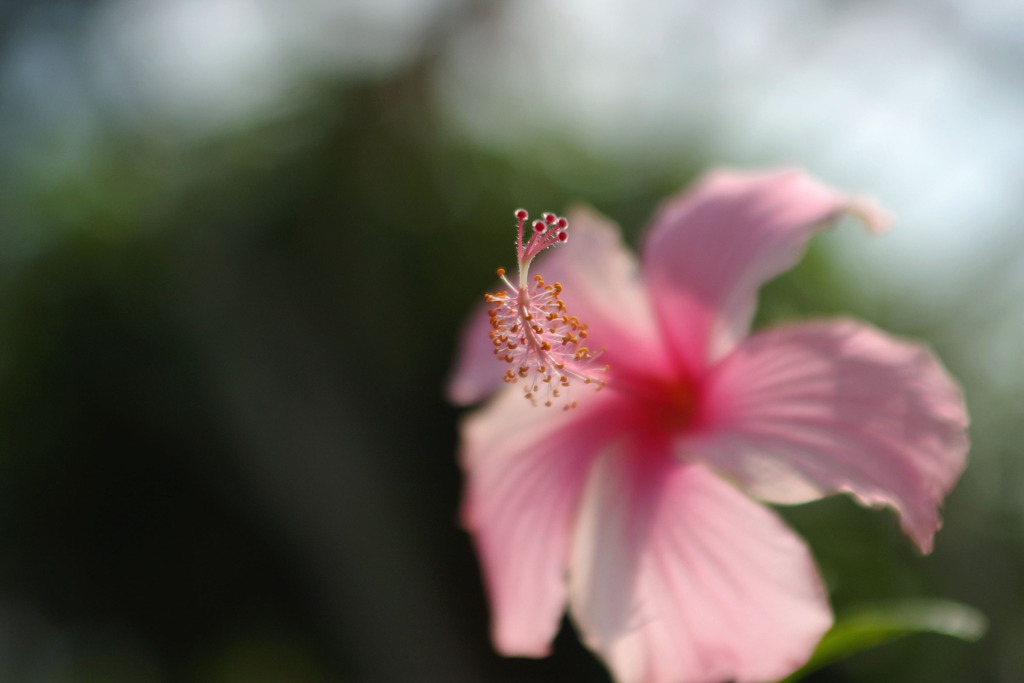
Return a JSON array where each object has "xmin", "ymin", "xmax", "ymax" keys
[
  {"xmin": 460, "ymin": 385, "xmax": 624, "ymax": 655},
  {"xmin": 689, "ymin": 319, "xmax": 969, "ymax": 553},
  {"xmin": 447, "ymin": 206, "xmax": 670, "ymax": 405},
  {"xmin": 641, "ymin": 168, "xmax": 889, "ymax": 376},
  {"xmin": 569, "ymin": 450, "xmax": 831, "ymax": 683},
  {"xmin": 447, "ymin": 302, "xmax": 501, "ymax": 405},
  {"xmin": 541, "ymin": 206, "xmax": 673, "ymax": 383}
]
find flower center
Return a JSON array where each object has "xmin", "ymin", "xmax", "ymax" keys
[
  {"xmin": 624, "ymin": 377, "xmax": 700, "ymax": 436},
  {"xmin": 655, "ymin": 381, "xmax": 699, "ymax": 431},
  {"xmin": 484, "ymin": 209, "xmax": 607, "ymax": 408}
]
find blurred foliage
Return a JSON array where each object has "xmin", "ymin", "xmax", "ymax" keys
[{"xmin": 781, "ymin": 599, "xmax": 987, "ymax": 683}]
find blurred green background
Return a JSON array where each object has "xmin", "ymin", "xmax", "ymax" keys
[{"xmin": 0, "ymin": 1, "xmax": 1021, "ymax": 681}]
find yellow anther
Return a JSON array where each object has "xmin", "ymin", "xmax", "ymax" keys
[{"xmin": 483, "ymin": 228, "xmax": 607, "ymax": 408}]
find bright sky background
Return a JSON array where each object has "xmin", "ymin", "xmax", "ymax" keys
[{"xmin": 437, "ymin": 0, "xmax": 1024, "ymax": 304}]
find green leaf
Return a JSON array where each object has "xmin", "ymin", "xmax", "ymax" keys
[{"xmin": 778, "ymin": 599, "xmax": 988, "ymax": 683}]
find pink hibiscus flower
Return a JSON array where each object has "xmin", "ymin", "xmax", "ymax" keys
[{"xmin": 447, "ymin": 168, "xmax": 969, "ymax": 683}]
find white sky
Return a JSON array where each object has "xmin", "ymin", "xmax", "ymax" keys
[{"xmin": 436, "ymin": 0, "xmax": 1024, "ymax": 311}]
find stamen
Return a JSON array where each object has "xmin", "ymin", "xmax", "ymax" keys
[{"xmin": 484, "ymin": 208, "xmax": 607, "ymax": 408}]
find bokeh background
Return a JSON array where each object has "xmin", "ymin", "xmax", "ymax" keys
[{"xmin": 1, "ymin": 0, "xmax": 1022, "ymax": 681}]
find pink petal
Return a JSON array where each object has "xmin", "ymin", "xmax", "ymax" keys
[
  {"xmin": 447, "ymin": 206, "xmax": 671, "ymax": 405},
  {"xmin": 459, "ymin": 386, "xmax": 625, "ymax": 655},
  {"xmin": 641, "ymin": 168, "xmax": 887, "ymax": 376},
  {"xmin": 447, "ymin": 302, "xmax": 502, "ymax": 405},
  {"xmin": 540, "ymin": 206, "xmax": 673, "ymax": 383},
  {"xmin": 689, "ymin": 319, "xmax": 969, "ymax": 553},
  {"xmin": 569, "ymin": 450, "xmax": 831, "ymax": 683}
]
